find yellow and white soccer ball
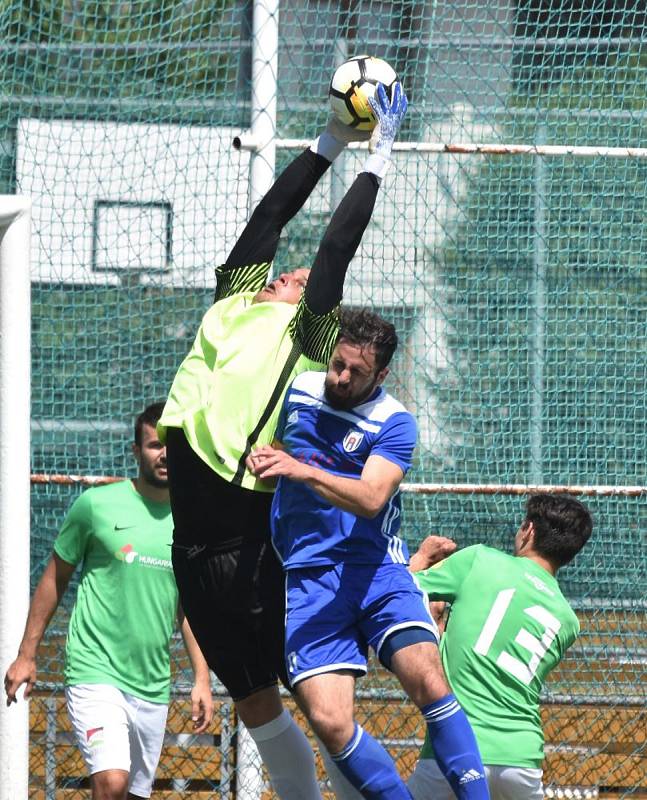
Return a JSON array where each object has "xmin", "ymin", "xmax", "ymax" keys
[{"xmin": 328, "ymin": 55, "xmax": 398, "ymax": 131}]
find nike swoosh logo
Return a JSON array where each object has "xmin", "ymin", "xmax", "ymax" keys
[{"xmin": 114, "ymin": 524, "xmax": 136, "ymax": 531}]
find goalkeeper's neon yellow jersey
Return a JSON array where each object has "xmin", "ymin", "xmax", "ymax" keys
[
  {"xmin": 159, "ymin": 262, "xmax": 339, "ymax": 492},
  {"xmin": 416, "ymin": 545, "xmax": 580, "ymax": 767}
]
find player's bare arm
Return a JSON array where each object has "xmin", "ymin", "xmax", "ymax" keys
[
  {"xmin": 4, "ymin": 553, "xmax": 75, "ymax": 705},
  {"xmin": 428, "ymin": 601, "xmax": 448, "ymax": 635},
  {"xmin": 248, "ymin": 446, "xmax": 403, "ymax": 518},
  {"xmin": 178, "ymin": 607, "xmax": 214, "ymax": 733}
]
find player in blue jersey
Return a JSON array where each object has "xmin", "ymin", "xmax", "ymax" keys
[{"xmin": 247, "ymin": 307, "xmax": 490, "ymax": 800}]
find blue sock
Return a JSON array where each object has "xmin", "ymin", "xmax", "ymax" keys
[
  {"xmin": 331, "ymin": 723, "xmax": 413, "ymax": 799},
  {"xmin": 421, "ymin": 695, "xmax": 490, "ymax": 798}
]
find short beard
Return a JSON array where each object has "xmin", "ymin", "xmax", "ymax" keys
[
  {"xmin": 324, "ymin": 381, "xmax": 378, "ymax": 411},
  {"xmin": 140, "ymin": 463, "xmax": 168, "ymax": 490}
]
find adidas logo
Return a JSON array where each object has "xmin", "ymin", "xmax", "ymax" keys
[{"xmin": 459, "ymin": 769, "xmax": 485, "ymax": 785}]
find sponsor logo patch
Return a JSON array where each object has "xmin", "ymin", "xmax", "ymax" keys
[
  {"xmin": 86, "ymin": 726, "xmax": 105, "ymax": 749},
  {"xmin": 115, "ymin": 544, "xmax": 138, "ymax": 563},
  {"xmin": 458, "ymin": 769, "xmax": 485, "ymax": 785},
  {"xmin": 525, "ymin": 572, "xmax": 555, "ymax": 596}
]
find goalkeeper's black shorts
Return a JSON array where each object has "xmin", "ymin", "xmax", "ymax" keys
[{"xmin": 166, "ymin": 427, "xmax": 288, "ymax": 699}]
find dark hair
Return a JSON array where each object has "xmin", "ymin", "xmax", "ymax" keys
[
  {"xmin": 337, "ymin": 306, "xmax": 398, "ymax": 371},
  {"xmin": 134, "ymin": 402, "xmax": 165, "ymax": 446},
  {"xmin": 524, "ymin": 493, "xmax": 593, "ymax": 567}
]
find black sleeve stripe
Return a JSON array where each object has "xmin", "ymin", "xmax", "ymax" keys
[
  {"xmin": 289, "ymin": 299, "xmax": 340, "ymax": 364},
  {"xmin": 214, "ymin": 261, "xmax": 272, "ymax": 302}
]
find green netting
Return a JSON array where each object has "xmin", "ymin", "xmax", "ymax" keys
[{"xmin": 2, "ymin": 0, "xmax": 644, "ymax": 796}]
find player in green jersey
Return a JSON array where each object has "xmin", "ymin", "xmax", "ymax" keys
[
  {"xmin": 4, "ymin": 403, "xmax": 213, "ymax": 800},
  {"xmin": 408, "ymin": 493, "xmax": 593, "ymax": 800},
  {"xmin": 159, "ymin": 84, "xmax": 408, "ymax": 799}
]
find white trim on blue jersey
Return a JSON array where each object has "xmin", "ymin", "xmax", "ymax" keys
[
  {"xmin": 286, "ymin": 390, "xmax": 382, "ymax": 433},
  {"xmin": 271, "ymin": 371, "xmax": 417, "ymax": 570}
]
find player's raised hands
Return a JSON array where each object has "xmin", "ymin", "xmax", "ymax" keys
[{"xmin": 368, "ymin": 81, "xmax": 408, "ymax": 157}]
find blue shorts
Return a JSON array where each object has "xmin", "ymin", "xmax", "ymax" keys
[{"xmin": 285, "ymin": 562, "xmax": 439, "ymax": 686}]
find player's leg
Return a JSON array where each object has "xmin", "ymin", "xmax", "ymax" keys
[
  {"xmin": 172, "ymin": 542, "xmax": 322, "ymax": 800},
  {"xmin": 388, "ymin": 641, "xmax": 487, "ymax": 799},
  {"xmin": 235, "ymin": 685, "xmax": 322, "ymax": 800},
  {"xmin": 288, "ymin": 564, "xmax": 413, "ymax": 799},
  {"xmin": 122, "ymin": 692, "xmax": 168, "ymax": 800},
  {"xmin": 408, "ymin": 757, "xmax": 459, "ymax": 800},
  {"xmin": 295, "ymin": 672, "xmax": 412, "ymax": 800},
  {"xmin": 258, "ymin": 549, "xmax": 363, "ymax": 800},
  {"xmin": 65, "ymin": 684, "xmax": 132, "ymax": 800},
  {"xmin": 313, "ymin": 733, "xmax": 364, "ymax": 800},
  {"xmin": 244, "ymin": 540, "xmax": 324, "ymax": 799},
  {"xmin": 365, "ymin": 565, "xmax": 489, "ymax": 799},
  {"xmin": 166, "ymin": 433, "xmax": 323, "ymax": 800}
]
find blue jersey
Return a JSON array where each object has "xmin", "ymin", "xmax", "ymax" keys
[{"xmin": 270, "ymin": 371, "xmax": 417, "ymax": 569}]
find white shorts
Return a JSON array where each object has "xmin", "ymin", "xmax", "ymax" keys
[
  {"xmin": 65, "ymin": 683, "xmax": 168, "ymax": 798},
  {"xmin": 408, "ymin": 757, "xmax": 543, "ymax": 800}
]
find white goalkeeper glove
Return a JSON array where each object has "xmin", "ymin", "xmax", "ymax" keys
[{"xmin": 364, "ymin": 81, "xmax": 408, "ymax": 178}]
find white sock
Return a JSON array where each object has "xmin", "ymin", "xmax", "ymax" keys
[
  {"xmin": 315, "ymin": 734, "xmax": 365, "ymax": 800},
  {"xmin": 247, "ymin": 709, "xmax": 323, "ymax": 800}
]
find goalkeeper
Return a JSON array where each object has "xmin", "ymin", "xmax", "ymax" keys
[{"xmin": 158, "ymin": 83, "xmax": 407, "ymax": 799}]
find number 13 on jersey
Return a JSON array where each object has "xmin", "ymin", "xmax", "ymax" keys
[{"xmin": 473, "ymin": 588, "xmax": 562, "ymax": 686}]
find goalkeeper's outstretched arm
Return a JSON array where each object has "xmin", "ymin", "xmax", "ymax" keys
[
  {"xmin": 216, "ymin": 109, "xmax": 380, "ymax": 303},
  {"xmin": 222, "ymin": 149, "xmax": 333, "ymax": 276},
  {"xmin": 214, "ymin": 120, "xmax": 369, "ymax": 302},
  {"xmin": 304, "ymin": 171, "xmax": 381, "ymax": 316},
  {"xmin": 305, "ymin": 81, "xmax": 408, "ymax": 317}
]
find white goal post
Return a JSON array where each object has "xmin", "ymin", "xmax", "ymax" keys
[{"xmin": 0, "ymin": 197, "xmax": 31, "ymax": 800}]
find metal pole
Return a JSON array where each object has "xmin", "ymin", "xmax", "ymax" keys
[
  {"xmin": 236, "ymin": 721, "xmax": 264, "ymax": 799},
  {"xmin": 330, "ymin": 38, "xmax": 349, "ymax": 213},
  {"xmin": 530, "ymin": 123, "xmax": 547, "ymax": 482},
  {"xmin": 237, "ymin": 137, "xmax": 647, "ymax": 159},
  {"xmin": 0, "ymin": 196, "xmax": 31, "ymax": 800},
  {"xmin": 29, "ymin": 474, "xmax": 647, "ymax": 496},
  {"xmin": 248, "ymin": 0, "xmax": 279, "ymax": 213}
]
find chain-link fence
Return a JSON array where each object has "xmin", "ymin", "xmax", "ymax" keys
[{"xmin": 1, "ymin": 0, "xmax": 644, "ymax": 795}]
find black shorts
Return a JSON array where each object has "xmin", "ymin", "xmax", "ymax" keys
[
  {"xmin": 166, "ymin": 427, "xmax": 288, "ymax": 699},
  {"xmin": 172, "ymin": 539, "xmax": 287, "ymax": 699}
]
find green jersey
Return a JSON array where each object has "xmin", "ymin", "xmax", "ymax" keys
[
  {"xmin": 159, "ymin": 262, "xmax": 339, "ymax": 492},
  {"xmin": 416, "ymin": 544, "xmax": 579, "ymax": 767},
  {"xmin": 54, "ymin": 480, "xmax": 178, "ymax": 703}
]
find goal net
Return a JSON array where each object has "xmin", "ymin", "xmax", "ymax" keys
[{"xmin": 1, "ymin": 0, "xmax": 644, "ymax": 796}]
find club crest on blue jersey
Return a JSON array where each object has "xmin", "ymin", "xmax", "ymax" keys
[
  {"xmin": 342, "ymin": 430, "xmax": 364, "ymax": 452},
  {"xmin": 288, "ymin": 409, "xmax": 299, "ymax": 426}
]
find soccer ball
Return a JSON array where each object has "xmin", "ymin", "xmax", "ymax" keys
[{"xmin": 329, "ymin": 55, "xmax": 398, "ymax": 131}]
